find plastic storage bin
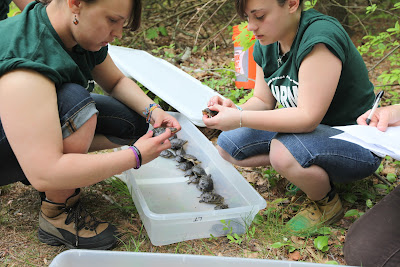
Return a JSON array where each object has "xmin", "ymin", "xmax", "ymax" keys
[
  {"xmin": 49, "ymin": 250, "xmax": 351, "ymax": 267},
  {"xmin": 119, "ymin": 112, "xmax": 266, "ymax": 246},
  {"xmin": 108, "ymin": 45, "xmax": 223, "ymax": 127}
]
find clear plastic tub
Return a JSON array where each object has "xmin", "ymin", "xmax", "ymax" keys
[
  {"xmin": 119, "ymin": 112, "xmax": 266, "ymax": 246},
  {"xmin": 49, "ymin": 250, "xmax": 350, "ymax": 267}
]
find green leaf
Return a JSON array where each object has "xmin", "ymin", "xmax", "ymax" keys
[
  {"xmin": 366, "ymin": 199, "xmax": 373, "ymax": 208},
  {"xmin": 386, "ymin": 173, "xmax": 397, "ymax": 183},
  {"xmin": 271, "ymin": 242, "xmax": 286, "ymax": 248},
  {"xmin": 343, "ymin": 193, "xmax": 357, "ymax": 203},
  {"xmin": 146, "ymin": 28, "xmax": 159, "ymax": 40},
  {"xmin": 316, "ymin": 227, "xmax": 332, "ymax": 235},
  {"xmin": 227, "ymin": 235, "xmax": 235, "ymax": 242},
  {"xmin": 158, "ymin": 26, "xmax": 168, "ymax": 36},
  {"xmin": 314, "ymin": 236, "xmax": 329, "ymax": 252},
  {"xmin": 344, "ymin": 209, "xmax": 360, "ymax": 217},
  {"xmin": 325, "ymin": 261, "xmax": 339, "ymax": 265},
  {"xmin": 374, "ymin": 184, "xmax": 388, "ymax": 190},
  {"xmin": 234, "ymin": 22, "xmax": 256, "ymax": 51}
]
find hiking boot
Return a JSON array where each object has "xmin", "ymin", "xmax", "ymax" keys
[
  {"xmin": 286, "ymin": 192, "xmax": 344, "ymax": 234},
  {"xmin": 38, "ymin": 189, "xmax": 118, "ymax": 249}
]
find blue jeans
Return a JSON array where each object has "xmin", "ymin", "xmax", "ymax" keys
[
  {"xmin": 217, "ymin": 125, "xmax": 381, "ymax": 183},
  {"xmin": 0, "ymin": 83, "xmax": 148, "ymax": 186}
]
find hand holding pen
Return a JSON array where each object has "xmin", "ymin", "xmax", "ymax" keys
[{"xmin": 365, "ymin": 91, "xmax": 384, "ymax": 125}]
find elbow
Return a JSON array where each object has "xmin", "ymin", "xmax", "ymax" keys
[
  {"xmin": 27, "ymin": 174, "xmax": 54, "ymax": 192},
  {"xmin": 296, "ymin": 116, "xmax": 320, "ymax": 133},
  {"xmin": 302, "ymin": 123, "xmax": 319, "ymax": 133},
  {"xmin": 29, "ymin": 178, "xmax": 48, "ymax": 192}
]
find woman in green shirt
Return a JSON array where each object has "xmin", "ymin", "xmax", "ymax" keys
[
  {"xmin": 0, "ymin": 0, "xmax": 180, "ymax": 249},
  {"xmin": 203, "ymin": 0, "xmax": 381, "ymax": 234}
]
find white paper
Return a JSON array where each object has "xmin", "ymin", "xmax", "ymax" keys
[{"xmin": 331, "ymin": 125, "xmax": 400, "ymax": 160}]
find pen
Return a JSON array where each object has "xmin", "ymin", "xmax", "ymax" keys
[{"xmin": 366, "ymin": 90, "xmax": 384, "ymax": 125}]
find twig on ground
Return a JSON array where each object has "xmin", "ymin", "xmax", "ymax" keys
[{"xmin": 368, "ymin": 44, "xmax": 400, "ymax": 73}]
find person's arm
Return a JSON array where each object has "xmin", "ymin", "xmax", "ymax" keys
[
  {"xmin": 0, "ymin": 69, "xmax": 172, "ymax": 192},
  {"xmin": 357, "ymin": 104, "xmax": 400, "ymax": 131},
  {"xmin": 91, "ymin": 54, "xmax": 181, "ymax": 130},
  {"xmin": 204, "ymin": 43, "xmax": 342, "ymax": 132},
  {"xmin": 12, "ymin": 0, "xmax": 32, "ymax": 11}
]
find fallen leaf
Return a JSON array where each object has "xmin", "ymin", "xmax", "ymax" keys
[
  {"xmin": 248, "ymin": 239, "xmax": 262, "ymax": 252},
  {"xmin": 291, "ymin": 235, "xmax": 305, "ymax": 245},
  {"xmin": 245, "ymin": 172, "xmax": 259, "ymax": 183},
  {"xmin": 256, "ymin": 178, "xmax": 268, "ymax": 186},
  {"xmin": 289, "ymin": 250, "xmax": 301, "ymax": 261},
  {"xmin": 381, "ymin": 166, "xmax": 396, "ymax": 175},
  {"xmin": 243, "ymin": 249, "xmax": 259, "ymax": 258}
]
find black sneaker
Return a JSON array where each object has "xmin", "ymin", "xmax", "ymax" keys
[{"xmin": 38, "ymin": 189, "xmax": 118, "ymax": 249}]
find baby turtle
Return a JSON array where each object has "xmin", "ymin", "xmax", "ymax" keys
[
  {"xmin": 175, "ymin": 147, "xmax": 186, "ymax": 156},
  {"xmin": 169, "ymin": 133, "xmax": 177, "ymax": 140},
  {"xmin": 199, "ymin": 192, "xmax": 224, "ymax": 205},
  {"xmin": 202, "ymin": 108, "xmax": 218, "ymax": 118},
  {"xmin": 183, "ymin": 154, "xmax": 200, "ymax": 164},
  {"xmin": 175, "ymin": 155, "xmax": 187, "ymax": 163},
  {"xmin": 214, "ymin": 204, "xmax": 229, "ymax": 210},
  {"xmin": 187, "ymin": 175, "xmax": 201, "ymax": 184},
  {"xmin": 152, "ymin": 127, "xmax": 178, "ymax": 137},
  {"xmin": 177, "ymin": 161, "xmax": 194, "ymax": 171},
  {"xmin": 170, "ymin": 138, "xmax": 188, "ymax": 150},
  {"xmin": 184, "ymin": 165, "xmax": 206, "ymax": 177},
  {"xmin": 196, "ymin": 174, "xmax": 214, "ymax": 192},
  {"xmin": 192, "ymin": 165, "xmax": 206, "ymax": 176},
  {"xmin": 159, "ymin": 149, "xmax": 175, "ymax": 158}
]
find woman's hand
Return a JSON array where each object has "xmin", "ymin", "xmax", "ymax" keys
[
  {"xmin": 207, "ymin": 95, "xmax": 236, "ymax": 108},
  {"xmin": 202, "ymin": 104, "xmax": 242, "ymax": 131},
  {"xmin": 133, "ymin": 128, "xmax": 173, "ymax": 165},
  {"xmin": 151, "ymin": 108, "xmax": 181, "ymax": 131},
  {"xmin": 357, "ymin": 105, "xmax": 400, "ymax": 132}
]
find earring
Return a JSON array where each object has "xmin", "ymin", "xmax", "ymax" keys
[{"xmin": 73, "ymin": 15, "xmax": 79, "ymax": 25}]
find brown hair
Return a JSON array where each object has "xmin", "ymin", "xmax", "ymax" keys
[
  {"xmin": 235, "ymin": 0, "xmax": 303, "ymax": 19},
  {"xmin": 35, "ymin": 0, "xmax": 142, "ymax": 31}
]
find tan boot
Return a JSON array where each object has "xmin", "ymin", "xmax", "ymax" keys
[
  {"xmin": 38, "ymin": 189, "xmax": 118, "ymax": 249},
  {"xmin": 286, "ymin": 192, "xmax": 344, "ymax": 235}
]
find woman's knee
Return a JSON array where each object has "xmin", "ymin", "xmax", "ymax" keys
[
  {"xmin": 63, "ymin": 114, "xmax": 97, "ymax": 153},
  {"xmin": 269, "ymin": 139, "xmax": 297, "ymax": 173},
  {"xmin": 216, "ymin": 145, "xmax": 235, "ymax": 163}
]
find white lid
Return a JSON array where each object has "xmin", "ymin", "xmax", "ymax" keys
[{"xmin": 108, "ymin": 45, "xmax": 223, "ymax": 127}]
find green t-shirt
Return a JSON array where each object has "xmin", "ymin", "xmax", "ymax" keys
[
  {"xmin": 253, "ymin": 9, "xmax": 375, "ymax": 126},
  {"xmin": 0, "ymin": 0, "xmax": 12, "ymax": 20},
  {"xmin": 0, "ymin": 2, "xmax": 108, "ymax": 91}
]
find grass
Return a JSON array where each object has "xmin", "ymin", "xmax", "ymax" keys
[{"xmin": 0, "ymin": 157, "xmax": 398, "ymax": 266}]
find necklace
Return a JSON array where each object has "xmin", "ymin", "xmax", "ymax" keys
[
  {"xmin": 277, "ymin": 42, "xmax": 289, "ymax": 67},
  {"xmin": 276, "ymin": 19, "xmax": 301, "ymax": 67}
]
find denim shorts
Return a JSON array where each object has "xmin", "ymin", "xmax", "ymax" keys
[
  {"xmin": 217, "ymin": 125, "xmax": 381, "ymax": 183},
  {"xmin": 0, "ymin": 83, "xmax": 148, "ymax": 186}
]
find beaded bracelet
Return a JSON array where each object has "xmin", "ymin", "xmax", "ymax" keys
[
  {"xmin": 143, "ymin": 103, "xmax": 162, "ymax": 123},
  {"xmin": 129, "ymin": 146, "xmax": 142, "ymax": 169}
]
